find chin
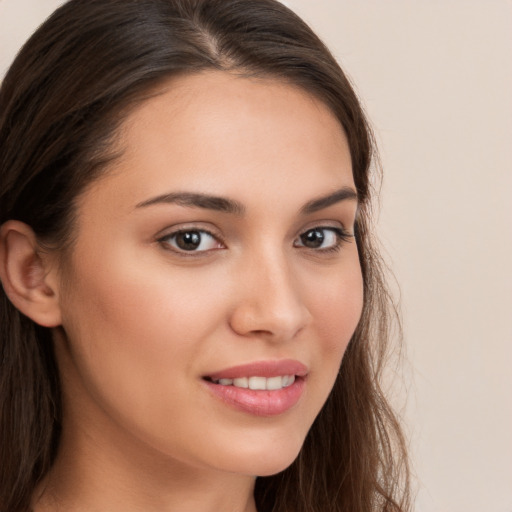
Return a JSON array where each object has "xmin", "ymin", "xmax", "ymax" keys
[{"xmin": 218, "ymin": 435, "xmax": 305, "ymax": 477}]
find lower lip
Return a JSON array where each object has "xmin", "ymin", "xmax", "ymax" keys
[{"xmin": 203, "ymin": 378, "xmax": 305, "ymax": 417}]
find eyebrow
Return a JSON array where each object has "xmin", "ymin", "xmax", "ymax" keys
[
  {"xmin": 136, "ymin": 192, "xmax": 245, "ymax": 215},
  {"xmin": 135, "ymin": 186, "xmax": 357, "ymax": 215},
  {"xmin": 299, "ymin": 187, "xmax": 358, "ymax": 214}
]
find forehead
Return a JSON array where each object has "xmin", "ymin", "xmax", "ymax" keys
[{"xmin": 81, "ymin": 71, "xmax": 354, "ymax": 213}]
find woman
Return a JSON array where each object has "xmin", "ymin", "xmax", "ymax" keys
[{"xmin": 0, "ymin": 1, "xmax": 410, "ymax": 511}]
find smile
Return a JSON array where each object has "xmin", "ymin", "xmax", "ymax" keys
[
  {"xmin": 203, "ymin": 360, "xmax": 307, "ymax": 416},
  {"xmin": 211, "ymin": 375, "xmax": 296, "ymax": 390}
]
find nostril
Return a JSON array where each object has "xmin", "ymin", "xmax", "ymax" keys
[{"xmin": 250, "ymin": 329, "xmax": 272, "ymax": 336}]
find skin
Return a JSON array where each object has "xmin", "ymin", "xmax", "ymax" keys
[{"xmin": 27, "ymin": 72, "xmax": 363, "ymax": 511}]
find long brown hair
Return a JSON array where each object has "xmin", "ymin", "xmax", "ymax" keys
[{"xmin": 0, "ymin": 1, "xmax": 410, "ymax": 511}]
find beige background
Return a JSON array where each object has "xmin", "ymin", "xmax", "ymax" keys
[{"xmin": 1, "ymin": 1, "xmax": 511, "ymax": 511}]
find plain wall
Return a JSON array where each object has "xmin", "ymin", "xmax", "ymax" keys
[{"xmin": 1, "ymin": 1, "xmax": 511, "ymax": 511}]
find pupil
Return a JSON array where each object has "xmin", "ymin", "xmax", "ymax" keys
[
  {"xmin": 302, "ymin": 229, "xmax": 324, "ymax": 248},
  {"xmin": 177, "ymin": 231, "xmax": 201, "ymax": 250}
]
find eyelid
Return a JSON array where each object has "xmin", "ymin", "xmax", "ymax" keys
[
  {"xmin": 155, "ymin": 221, "xmax": 223, "ymax": 240},
  {"xmin": 297, "ymin": 219, "xmax": 353, "ymax": 237}
]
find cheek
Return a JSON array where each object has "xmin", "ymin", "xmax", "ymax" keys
[
  {"xmin": 309, "ymin": 258, "xmax": 364, "ymax": 352},
  {"xmin": 60, "ymin": 260, "xmax": 216, "ymax": 386},
  {"xmin": 56, "ymin": 250, "xmax": 236, "ymax": 462},
  {"xmin": 312, "ymin": 264, "xmax": 363, "ymax": 398},
  {"xmin": 296, "ymin": 253, "xmax": 363, "ymax": 412},
  {"xmin": 57, "ymin": 247, "xmax": 221, "ymax": 409},
  {"xmin": 64, "ymin": 239, "xmax": 219, "ymax": 332}
]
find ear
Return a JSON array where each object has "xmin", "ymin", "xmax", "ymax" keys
[{"xmin": 0, "ymin": 220, "xmax": 62, "ymax": 327}]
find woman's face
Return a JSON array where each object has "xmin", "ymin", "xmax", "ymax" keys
[{"xmin": 53, "ymin": 71, "xmax": 363, "ymax": 477}]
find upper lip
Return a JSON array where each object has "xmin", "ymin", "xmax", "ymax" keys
[{"xmin": 205, "ymin": 359, "xmax": 308, "ymax": 380}]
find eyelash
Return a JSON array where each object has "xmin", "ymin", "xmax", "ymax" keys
[{"xmin": 157, "ymin": 226, "xmax": 353, "ymax": 256}]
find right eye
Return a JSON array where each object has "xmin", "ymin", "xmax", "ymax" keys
[{"xmin": 159, "ymin": 229, "xmax": 224, "ymax": 253}]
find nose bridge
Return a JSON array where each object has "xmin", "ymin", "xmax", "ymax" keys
[{"xmin": 229, "ymin": 243, "xmax": 310, "ymax": 340}]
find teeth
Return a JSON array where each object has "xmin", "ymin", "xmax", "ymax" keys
[
  {"xmin": 248, "ymin": 376, "xmax": 266, "ymax": 390},
  {"xmin": 266, "ymin": 376, "xmax": 283, "ymax": 390},
  {"xmin": 233, "ymin": 377, "xmax": 248, "ymax": 388},
  {"xmin": 213, "ymin": 375, "xmax": 295, "ymax": 390},
  {"xmin": 282, "ymin": 375, "xmax": 295, "ymax": 387}
]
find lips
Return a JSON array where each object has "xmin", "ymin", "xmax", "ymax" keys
[{"xmin": 203, "ymin": 359, "xmax": 307, "ymax": 416}]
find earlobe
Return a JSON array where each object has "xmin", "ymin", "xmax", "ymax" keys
[{"xmin": 0, "ymin": 221, "xmax": 62, "ymax": 327}]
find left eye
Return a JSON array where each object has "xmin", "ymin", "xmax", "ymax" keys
[
  {"xmin": 294, "ymin": 227, "xmax": 347, "ymax": 250},
  {"xmin": 160, "ymin": 230, "xmax": 223, "ymax": 252}
]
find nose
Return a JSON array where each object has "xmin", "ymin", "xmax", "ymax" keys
[{"xmin": 228, "ymin": 252, "xmax": 311, "ymax": 342}]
